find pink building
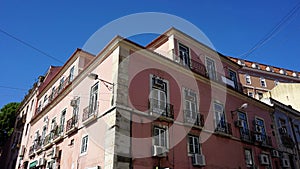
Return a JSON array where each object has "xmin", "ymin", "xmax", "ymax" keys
[{"xmin": 16, "ymin": 28, "xmax": 279, "ymax": 169}]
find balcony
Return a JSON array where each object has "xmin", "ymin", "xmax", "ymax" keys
[
  {"xmin": 190, "ymin": 59, "xmax": 206, "ymax": 76},
  {"xmin": 240, "ymin": 129, "xmax": 252, "ymax": 143},
  {"xmin": 215, "ymin": 122, "xmax": 232, "ymax": 136},
  {"xmin": 34, "ymin": 75, "xmax": 72, "ymax": 117},
  {"xmin": 66, "ymin": 115, "xmax": 78, "ymax": 135},
  {"xmin": 82, "ymin": 103, "xmax": 99, "ymax": 125},
  {"xmin": 281, "ymin": 135, "xmax": 295, "ymax": 149},
  {"xmin": 29, "ymin": 145, "xmax": 35, "ymax": 157},
  {"xmin": 253, "ymin": 133, "xmax": 272, "ymax": 147},
  {"xmin": 52, "ymin": 125, "xmax": 64, "ymax": 143},
  {"xmin": 183, "ymin": 110, "xmax": 204, "ymax": 128},
  {"xmin": 149, "ymin": 98, "xmax": 174, "ymax": 120},
  {"xmin": 43, "ymin": 133, "xmax": 53, "ymax": 149},
  {"xmin": 35, "ymin": 139, "xmax": 43, "ymax": 153}
]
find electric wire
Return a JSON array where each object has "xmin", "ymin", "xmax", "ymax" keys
[
  {"xmin": 0, "ymin": 27, "xmax": 64, "ymax": 64},
  {"xmin": 240, "ymin": 1, "xmax": 300, "ymax": 59}
]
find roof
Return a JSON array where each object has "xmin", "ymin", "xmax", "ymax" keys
[
  {"xmin": 228, "ymin": 56, "xmax": 300, "ymax": 79},
  {"xmin": 38, "ymin": 66, "xmax": 62, "ymax": 93}
]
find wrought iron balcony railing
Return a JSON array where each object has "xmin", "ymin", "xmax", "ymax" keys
[
  {"xmin": 82, "ymin": 103, "xmax": 99, "ymax": 124},
  {"xmin": 183, "ymin": 110, "xmax": 204, "ymax": 127},
  {"xmin": 66, "ymin": 115, "xmax": 78, "ymax": 135},
  {"xmin": 215, "ymin": 122, "xmax": 232, "ymax": 135},
  {"xmin": 149, "ymin": 98, "xmax": 174, "ymax": 119}
]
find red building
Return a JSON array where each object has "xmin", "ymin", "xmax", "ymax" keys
[{"xmin": 115, "ymin": 28, "xmax": 279, "ymax": 168}]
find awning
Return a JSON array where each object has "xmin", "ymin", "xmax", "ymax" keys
[{"xmin": 29, "ymin": 160, "xmax": 37, "ymax": 168}]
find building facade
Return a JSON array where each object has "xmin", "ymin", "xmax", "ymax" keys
[
  {"xmin": 228, "ymin": 57, "xmax": 300, "ymax": 100},
  {"xmin": 13, "ymin": 28, "xmax": 286, "ymax": 169}
]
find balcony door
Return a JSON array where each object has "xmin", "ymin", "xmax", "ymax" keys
[{"xmin": 150, "ymin": 76, "xmax": 168, "ymax": 116}]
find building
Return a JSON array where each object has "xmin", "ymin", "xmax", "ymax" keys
[
  {"xmin": 15, "ymin": 28, "xmax": 281, "ymax": 169},
  {"xmin": 264, "ymin": 83, "xmax": 300, "ymax": 112},
  {"xmin": 4, "ymin": 80, "xmax": 39, "ymax": 169},
  {"xmin": 228, "ymin": 57, "xmax": 300, "ymax": 100},
  {"xmin": 262, "ymin": 98, "xmax": 300, "ymax": 169}
]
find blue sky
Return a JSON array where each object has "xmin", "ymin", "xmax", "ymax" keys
[{"xmin": 1, "ymin": 1, "xmax": 300, "ymax": 108}]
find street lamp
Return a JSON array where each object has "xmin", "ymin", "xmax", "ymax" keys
[
  {"xmin": 88, "ymin": 73, "xmax": 114, "ymax": 91},
  {"xmin": 231, "ymin": 103, "xmax": 248, "ymax": 119}
]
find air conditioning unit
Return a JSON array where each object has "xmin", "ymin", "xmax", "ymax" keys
[
  {"xmin": 235, "ymin": 120, "xmax": 243, "ymax": 128},
  {"xmin": 39, "ymin": 158, "xmax": 46, "ymax": 166},
  {"xmin": 279, "ymin": 128, "xmax": 287, "ymax": 134},
  {"xmin": 281, "ymin": 158, "xmax": 290, "ymax": 168},
  {"xmin": 259, "ymin": 154, "xmax": 270, "ymax": 165},
  {"xmin": 271, "ymin": 150, "xmax": 279, "ymax": 158},
  {"xmin": 192, "ymin": 154, "xmax": 206, "ymax": 166},
  {"xmin": 255, "ymin": 134, "xmax": 263, "ymax": 142},
  {"xmin": 152, "ymin": 145, "xmax": 167, "ymax": 157},
  {"xmin": 70, "ymin": 99, "xmax": 78, "ymax": 107},
  {"xmin": 256, "ymin": 125, "xmax": 262, "ymax": 133}
]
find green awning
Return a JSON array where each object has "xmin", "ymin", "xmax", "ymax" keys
[{"xmin": 29, "ymin": 160, "xmax": 37, "ymax": 168}]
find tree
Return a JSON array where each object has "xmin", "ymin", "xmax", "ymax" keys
[{"xmin": 0, "ymin": 102, "xmax": 20, "ymax": 146}]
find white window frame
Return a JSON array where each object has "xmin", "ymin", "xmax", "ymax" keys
[
  {"xmin": 80, "ymin": 134, "xmax": 89, "ymax": 155},
  {"xmin": 188, "ymin": 135, "xmax": 200, "ymax": 155},
  {"xmin": 245, "ymin": 74, "xmax": 251, "ymax": 84},
  {"xmin": 255, "ymin": 117, "xmax": 266, "ymax": 135},
  {"xmin": 248, "ymin": 91, "xmax": 254, "ymax": 98},
  {"xmin": 205, "ymin": 57, "xmax": 217, "ymax": 80},
  {"xmin": 214, "ymin": 101, "xmax": 226, "ymax": 128},
  {"xmin": 90, "ymin": 82, "xmax": 99, "ymax": 114},
  {"xmin": 153, "ymin": 126, "xmax": 168, "ymax": 148},
  {"xmin": 178, "ymin": 43, "xmax": 190, "ymax": 67},
  {"xmin": 183, "ymin": 88, "xmax": 198, "ymax": 120},
  {"xmin": 244, "ymin": 149, "xmax": 254, "ymax": 166},
  {"xmin": 149, "ymin": 75, "xmax": 169, "ymax": 115},
  {"xmin": 69, "ymin": 66, "xmax": 75, "ymax": 81},
  {"xmin": 260, "ymin": 77, "xmax": 267, "ymax": 87}
]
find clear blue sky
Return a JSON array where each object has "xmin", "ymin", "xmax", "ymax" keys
[{"xmin": 1, "ymin": 1, "xmax": 300, "ymax": 108}]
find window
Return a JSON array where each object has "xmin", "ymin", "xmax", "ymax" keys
[
  {"xmin": 245, "ymin": 74, "xmax": 251, "ymax": 84},
  {"xmin": 179, "ymin": 43, "xmax": 190, "ymax": 67},
  {"xmin": 228, "ymin": 69, "xmax": 238, "ymax": 89},
  {"xmin": 69, "ymin": 66, "xmax": 75, "ymax": 81},
  {"xmin": 150, "ymin": 76, "xmax": 168, "ymax": 116},
  {"xmin": 238, "ymin": 112, "xmax": 250, "ymax": 139},
  {"xmin": 50, "ymin": 87, "xmax": 55, "ymax": 100},
  {"xmin": 25, "ymin": 124, "xmax": 29, "ymax": 136},
  {"xmin": 248, "ymin": 92, "xmax": 254, "ymax": 98},
  {"xmin": 60, "ymin": 109, "xmax": 66, "ymax": 132},
  {"xmin": 206, "ymin": 57, "xmax": 216, "ymax": 80},
  {"xmin": 183, "ymin": 88, "xmax": 197, "ymax": 122},
  {"xmin": 260, "ymin": 77, "xmax": 267, "ymax": 87},
  {"xmin": 214, "ymin": 102, "xmax": 225, "ymax": 128},
  {"xmin": 255, "ymin": 118, "xmax": 266, "ymax": 135},
  {"xmin": 44, "ymin": 95, "xmax": 48, "ymax": 104},
  {"xmin": 41, "ymin": 126, "xmax": 46, "ymax": 141},
  {"xmin": 90, "ymin": 83, "xmax": 99, "ymax": 113},
  {"xmin": 51, "ymin": 117, "xmax": 57, "ymax": 131},
  {"xmin": 59, "ymin": 77, "xmax": 65, "ymax": 91},
  {"xmin": 257, "ymin": 92, "xmax": 263, "ymax": 100},
  {"xmin": 279, "ymin": 118, "xmax": 288, "ymax": 135},
  {"xmin": 244, "ymin": 149, "xmax": 254, "ymax": 166},
  {"xmin": 274, "ymin": 80, "xmax": 279, "ymax": 86},
  {"xmin": 81, "ymin": 135, "xmax": 88, "ymax": 154},
  {"xmin": 153, "ymin": 127, "xmax": 167, "ymax": 147},
  {"xmin": 30, "ymin": 99, "xmax": 34, "ymax": 111},
  {"xmin": 188, "ymin": 135, "xmax": 200, "ymax": 154},
  {"xmin": 72, "ymin": 98, "xmax": 80, "ymax": 120}
]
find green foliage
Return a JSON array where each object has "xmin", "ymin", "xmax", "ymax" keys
[{"xmin": 0, "ymin": 102, "xmax": 20, "ymax": 146}]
